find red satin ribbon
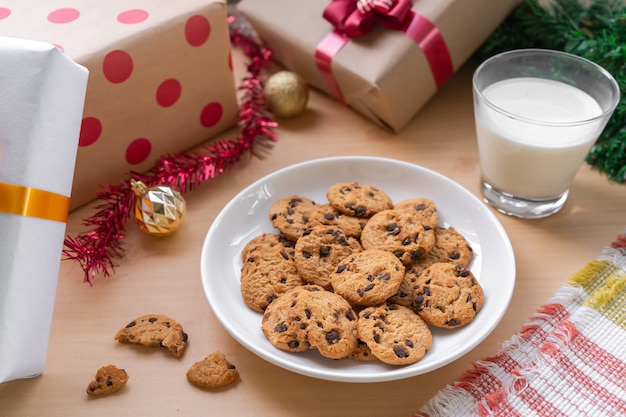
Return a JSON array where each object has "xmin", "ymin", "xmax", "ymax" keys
[{"xmin": 315, "ymin": 1, "xmax": 453, "ymax": 103}]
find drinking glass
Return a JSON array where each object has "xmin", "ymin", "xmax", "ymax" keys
[{"xmin": 473, "ymin": 49, "xmax": 620, "ymax": 218}]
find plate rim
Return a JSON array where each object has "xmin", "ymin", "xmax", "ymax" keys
[{"xmin": 200, "ymin": 155, "xmax": 516, "ymax": 383}]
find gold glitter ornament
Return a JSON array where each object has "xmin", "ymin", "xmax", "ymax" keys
[
  {"xmin": 130, "ymin": 179, "xmax": 186, "ymax": 237},
  {"xmin": 263, "ymin": 71, "xmax": 309, "ymax": 118}
]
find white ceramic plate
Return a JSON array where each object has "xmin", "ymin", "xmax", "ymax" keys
[{"xmin": 200, "ymin": 156, "xmax": 515, "ymax": 383}]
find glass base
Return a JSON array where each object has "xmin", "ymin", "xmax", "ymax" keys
[{"xmin": 480, "ymin": 179, "xmax": 568, "ymax": 219}]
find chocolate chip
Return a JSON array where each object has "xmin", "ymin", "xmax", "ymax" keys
[
  {"xmin": 319, "ymin": 246, "xmax": 331, "ymax": 257},
  {"xmin": 336, "ymin": 264, "xmax": 347, "ymax": 273},
  {"xmin": 323, "ymin": 213, "xmax": 335, "ymax": 221},
  {"xmin": 393, "ymin": 346, "xmax": 409, "ymax": 358},
  {"xmin": 227, "ymin": 364, "xmax": 236, "ymax": 370},
  {"xmin": 148, "ymin": 317, "xmax": 158, "ymax": 323},
  {"xmin": 449, "ymin": 252, "xmax": 460, "ymax": 260},
  {"xmin": 373, "ymin": 332, "xmax": 380, "ymax": 343},
  {"xmin": 424, "ymin": 287, "xmax": 430, "ymax": 296},
  {"xmin": 275, "ymin": 323, "xmax": 288, "ymax": 333},
  {"xmin": 346, "ymin": 311, "xmax": 356, "ymax": 321},
  {"xmin": 446, "ymin": 319, "xmax": 458, "ymax": 327},
  {"xmin": 125, "ymin": 321, "xmax": 136, "ymax": 328},
  {"xmin": 288, "ymin": 340, "xmax": 300, "ymax": 349},
  {"xmin": 326, "ymin": 330, "xmax": 340, "ymax": 344},
  {"xmin": 416, "ymin": 204, "xmax": 426, "ymax": 211},
  {"xmin": 379, "ymin": 273, "xmax": 391, "ymax": 281},
  {"xmin": 182, "ymin": 332, "xmax": 188, "ymax": 342}
]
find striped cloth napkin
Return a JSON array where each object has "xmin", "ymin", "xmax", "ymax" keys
[{"xmin": 416, "ymin": 231, "xmax": 626, "ymax": 417}]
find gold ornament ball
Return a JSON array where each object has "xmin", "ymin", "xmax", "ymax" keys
[
  {"xmin": 263, "ymin": 71, "xmax": 309, "ymax": 118},
  {"xmin": 131, "ymin": 179, "xmax": 186, "ymax": 237}
]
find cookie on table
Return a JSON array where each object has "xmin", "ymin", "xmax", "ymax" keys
[
  {"xmin": 393, "ymin": 197, "xmax": 439, "ymax": 228},
  {"xmin": 241, "ymin": 232, "xmax": 296, "ymax": 263},
  {"xmin": 186, "ymin": 351, "xmax": 239, "ymax": 388},
  {"xmin": 357, "ymin": 303, "xmax": 432, "ymax": 365},
  {"xmin": 294, "ymin": 225, "xmax": 362, "ymax": 289},
  {"xmin": 114, "ymin": 314, "xmax": 188, "ymax": 357},
  {"xmin": 262, "ymin": 285, "xmax": 359, "ymax": 359},
  {"xmin": 269, "ymin": 195, "xmax": 317, "ymax": 241},
  {"xmin": 326, "ymin": 182, "xmax": 393, "ymax": 218},
  {"xmin": 86, "ymin": 365, "xmax": 129, "ymax": 396},
  {"xmin": 387, "ymin": 226, "xmax": 474, "ymax": 306},
  {"xmin": 330, "ymin": 249, "xmax": 405, "ymax": 306},
  {"xmin": 360, "ymin": 209, "xmax": 436, "ymax": 265},
  {"xmin": 307, "ymin": 203, "xmax": 367, "ymax": 238},
  {"xmin": 412, "ymin": 263, "xmax": 484, "ymax": 328},
  {"xmin": 240, "ymin": 243, "xmax": 304, "ymax": 312}
]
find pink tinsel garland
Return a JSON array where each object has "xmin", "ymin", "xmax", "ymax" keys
[{"xmin": 63, "ymin": 15, "xmax": 277, "ymax": 285}]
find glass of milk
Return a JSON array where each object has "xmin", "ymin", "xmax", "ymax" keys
[{"xmin": 473, "ymin": 49, "xmax": 619, "ymax": 218}]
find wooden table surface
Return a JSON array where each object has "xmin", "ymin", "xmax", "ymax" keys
[{"xmin": 2, "ymin": 48, "xmax": 625, "ymax": 417}]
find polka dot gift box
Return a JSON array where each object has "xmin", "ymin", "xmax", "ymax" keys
[{"xmin": 0, "ymin": 0, "xmax": 238, "ymax": 209}]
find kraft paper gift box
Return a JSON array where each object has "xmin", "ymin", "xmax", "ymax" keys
[
  {"xmin": 0, "ymin": 37, "xmax": 88, "ymax": 383},
  {"xmin": 238, "ymin": 0, "xmax": 520, "ymax": 132},
  {"xmin": 0, "ymin": 0, "xmax": 238, "ymax": 209}
]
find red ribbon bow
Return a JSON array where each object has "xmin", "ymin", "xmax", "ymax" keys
[{"xmin": 323, "ymin": 0, "xmax": 413, "ymax": 37}]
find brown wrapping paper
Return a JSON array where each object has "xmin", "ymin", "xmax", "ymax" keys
[
  {"xmin": 238, "ymin": 0, "xmax": 520, "ymax": 132},
  {"xmin": 0, "ymin": 1, "xmax": 238, "ymax": 209}
]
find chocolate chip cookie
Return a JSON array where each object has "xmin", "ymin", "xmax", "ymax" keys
[
  {"xmin": 186, "ymin": 351, "xmax": 239, "ymax": 388},
  {"xmin": 269, "ymin": 195, "xmax": 317, "ymax": 241},
  {"xmin": 86, "ymin": 365, "xmax": 129, "ymax": 396},
  {"xmin": 114, "ymin": 314, "xmax": 188, "ymax": 357},
  {"xmin": 393, "ymin": 197, "xmax": 439, "ymax": 228},
  {"xmin": 387, "ymin": 226, "xmax": 474, "ymax": 306},
  {"xmin": 261, "ymin": 285, "xmax": 359, "ymax": 359},
  {"xmin": 360, "ymin": 209, "xmax": 436, "ymax": 265},
  {"xmin": 241, "ymin": 232, "xmax": 296, "ymax": 263},
  {"xmin": 412, "ymin": 263, "xmax": 484, "ymax": 328},
  {"xmin": 240, "ymin": 242, "xmax": 304, "ymax": 312},
  {"xmin": 307, "ymin": 203, "xmax": 367, "ymax": 238},
  {"xmin": 357, "ymin": 303, "xmax": 432, "ymax": 365},
  {"xmin": 326, "ymin": 182, "xmax": 393, "ymax": 218},
  {"xmin": 294, "ymin": 225, "xmax": 362, "ymax": 289},
  {"xmin": 330, "ymin": 249, "xmax": 405, "ymax": 306}
]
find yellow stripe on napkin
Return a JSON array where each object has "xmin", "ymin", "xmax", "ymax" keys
[{"xmin": 0, "ymin": 182, "xmax": 70, "ymax": 223}]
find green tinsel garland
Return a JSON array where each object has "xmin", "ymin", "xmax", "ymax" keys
[{"xmin": 477, "ymin": 0, "xmax": 626, "ymax": 183}]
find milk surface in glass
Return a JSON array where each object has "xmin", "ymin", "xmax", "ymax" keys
[{"xmin": 476, "ymin": 77, "xmax": 603, "ymax": 199}]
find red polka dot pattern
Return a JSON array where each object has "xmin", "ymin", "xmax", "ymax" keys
[
  {"xmin": 79, "ymin": 117, "xmax": 103, "ymax": 147},
  {"xmin": 200, "ymin": 102, "xmax": 224, "ymax": 128},
  {"xmin": 0, "ymin": 4, "xmax": 235, "ymax": 173},
  {"xmin": 48, "ymin": 8, "xmax": 80, "ymax": 24},
  {"xmin": 117, "ymin": 9, "xmax": 149, "ymax": 24},
  {"xmin": 185, "ymin": 15, "xmax": 211, "ymax": 46},
  {"xmin": 126, "ymin": 138, "xmax": 152, "ymax": 165},
  {"xmin": 102, "ymin": 50, "xmax": 134, "ymax": 83},
  {"xmin": 156, "ymin": 78, "xmax": 182, "ymax": 107}
]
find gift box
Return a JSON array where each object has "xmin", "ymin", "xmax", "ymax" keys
[
  {"xmin": 0, "ymin": 0, "xmax": 238, "ymax": 209},
  {"xmin": 0, "ymin": 37, "xmax": 88, "ymax": 383},
  {"xmin": 238, "ymin": 0, "xmax": 520, "ymax": 132}
]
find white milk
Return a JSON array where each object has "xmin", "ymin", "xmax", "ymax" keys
[{"xmin": 475, "ymin": 77, "xmax": 603, "ymax": 199}]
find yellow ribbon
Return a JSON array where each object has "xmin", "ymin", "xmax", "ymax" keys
[{"xmin": 0, "ymin": 182, "xmax": 70, "ymax": 223}]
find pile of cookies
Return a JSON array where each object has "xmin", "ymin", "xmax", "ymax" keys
[{"xmin": 239, "ymin": 182, "xmax": 484, "ymax": 366}]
